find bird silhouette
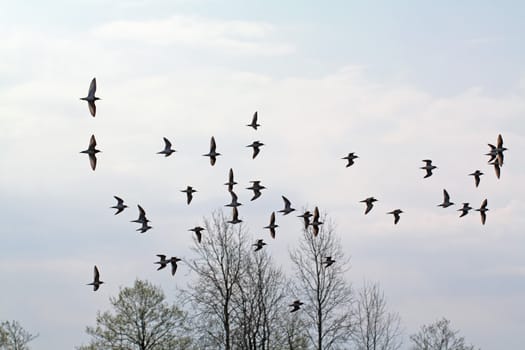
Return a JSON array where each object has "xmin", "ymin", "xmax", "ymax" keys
[
  {"xmin": 486, "ymin": 134, "xmax": 507, "ymax": 166},
  {"xmin": 80, "ymin": 134, "xmax": 100, "ymax": 171},
  {"xmin": 323, "ymin": 256, "xmax": 335, "ymax": 267},
  {"xmin": 189, "ymin": 226, "xmax": 205, "ymax": 243},
  {"xmin": 136, "ymin": 221, "xmax": 152, "ymax": 233},
  {"xmin": 203, "ymin": 136, "xmax": 220, "ymax": 166},
  {"xmin": 247, "ymin": 111, "xmax": 260, "ymax": 130},
  {"xmin": 80, "ymin": 78, "xmax": 100, "ymax": 117},
  {"xmin": 253, "ymin": 239, "xmax": 267, "ymax": 252},
  {"xmin": 131, "ymin": 205, "xmax": 150, "ymax": 224},
  {"xmin": 247, "ymin": 181, "xmax": 266, "ymax": 201},
  {"xmin": 310, "ymin": 206, "xmax": 323, "ymax": 237},
  {"xmin": 475, "ymin": 199, "xmax": 489, "ymax": 225},
  {"xmin": 181, "ymin": 186, "xmax": 197, "ymax": 205},
  {"xmin": 421, "ymin": 159, "xmax": 437, "ymax": 178},
  {"xmin": 387, "ymin": 209, "xmax": 403, "ymax": 225},
  {"xmin": 289, "ymin": 300, "xmax": 304, "ymax": 312},
  {"xmin": 298, "ymin": 211, "xmax": 312, "ymax": 230},
  {"xmin": 154, "ymin": 255, "xmax": 169, "ymax": 270},
  {"xmin": 228, "ymin": 206, "xmax": 242, "ymax": 224},
  {"xmin": 438, "ymin": 189, "xmax": 454, "ymax": 208},
  {"xmin": 278, "ymin": 196, "xmax": 296, "ymax": 215},
  {"xmin": 170, "ymin": 257, "xmax": 182, "ymax": 276},
  {"xmin": 469, "ymin": 170, "xmax": 483, "ymax": 188},
  {"xmin": 87, "ymin": 265, "xmax": 104, "ymax": 291},
  {"xmin": 224, "ymin": 168, "xmax": 238, "ymax": 191},
  {"xmin": 458, "ymin": 203, "xmax": 472, "ymax": 218},
  {"xmin": 264, "ymin": 212, "xmax": 278, "ymax": 239},
  {"xmin": 360, "ymin": 197, "xmax": 378, "ymax": 215},
  {"xmin": 247, "ymin": 141, "xmax": 264, "ymax": 159},
  {"xmin": 157, "ymin": 137, "xmax": 176, "ymax": 157},
  {"xmin": 225, "ymin": 190, "xmax": 242, "ymax": 208},
  {"xmin": 111, "ymin": 196, "xmax": 128, "ymax": 215},
  {"xmin": 342, "ymin": 153, "xmax": 359, "ymax": 167}
]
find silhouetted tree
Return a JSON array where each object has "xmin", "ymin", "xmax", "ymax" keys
[
  {"xmin": 289, "ymin": 215, "xmax": 354, "ymax": 349},
  {"xmin": 410, "ymin": 318, "xmax": 478, "ymax": 350},
  {"xmin": 78, "ymin": 279, "xmax": 191, "ymax": 350},
  {"xmin": 0, "ymin": 320, "xmax": 38, "ymax": 350},
  {"xmin": 351, "ymin": 281, "xmax": 403, "ymax": 350}
]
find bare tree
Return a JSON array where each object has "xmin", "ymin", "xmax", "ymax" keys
[
  {"xmin": 185, "ymin": 210, "xmax": 247, "ymax": 350},
  {"xmin": 351, "ymin": 281, "xmax": 403, "ymax": 350},
  {"xmin": 410, "ymin": 318, "xmax": 478, "ymax": 350},
  {"xmin": 289, "ymin": 215, "xmax": 353, "ymax": 350},
  {"xmin": 78, "ymin": 279, "xmax": 191, "ymax": 350},
  {"xmin": 0, "ymin": 320, "xmax": 38, "ymax": 350}
]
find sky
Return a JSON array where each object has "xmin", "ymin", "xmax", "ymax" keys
[{"xmin": 1, "ymin": 1, "xmax": 524, "ymax": 348}]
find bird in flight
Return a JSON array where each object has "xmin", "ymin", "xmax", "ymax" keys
[
  {"xmin": 310, "ymin": 206, "xmax": 323, "ymax": 237},
  {"xmin": 490, "ymin": 159, "xmax": 501, "ymax": 179},
  {"xmin": 203, "ymin": 136, "xmax": 220, "ymax": 166},
  {"xmin": 247, "ymin": 141, "xmax": 264, "ymax": 159},
  {"xmin": 224, "ymin": 168, "xmax": 237, "ymax": 192},
  {"xmin": 278, "ymin": 196, "xmax": 296, "ymax": 215},
  {"xmin": 80, "ymin": 77, "xmax": 100, "ymax": 117},
  {"xmin": 289, "ymin": 300, "xmax": 304, "ymax": 313},
  {"xmin": 189, "ymin": 226, "xmax": 205, "ymax": 243},
  {"xmin": 80, "ymin": 134, "xmax": 101, "ymax": 171},
  {"xmin": 170, "ymin": 257, "xmax": 182, "ymax": 276},
  {"xmin": 458, "ymin": 203, "xmax": 472, "ymax": 218},
  {"xmin": 227, "ymin": 206, "xmax": 242, "ymax": 224},
  {"xmin": 181, "ymin": 186, "xmax": 197, "ymax": 205},
  {"xmin": 469, "ymin": 170, "xmax": 483, "ymax": 188},
  {"xmin": 486, "ymin": 134, "xmax": 507, "ymax": 166},
  {"xmin": 298, "ymin": 211, "xmax": 312, "ymax": 230},
  {"xmin": 247, "ymin": 111, "xmax": 260, "ymax": 130},
  {"xmin": 387, "ymin": 209, "xmax": 403, "ymax": 225},
  {"xmin": 323, "ymin": 256, "xmax": 335, "ymax": 267},
  {"xmin": 247, "ymin": 181, "xmax": 266, "ymax": 201},
  {"xmin": 253, "ymin": 239, "xmax": 267, "ymax": 252},
  {"xmin": 87, "ymin": 265, "xmax": 104, "ymax": 291},
  {"xmin": 157, "ymin": 137, "xmax": 176, "ymax": 157},
  {"xmin": 131, "ymin": 205, "xmax": 150, "ymax": 225},
  {"xmin": 438, "ymin": 189, "xmax": 454, "ymax": 208},
  {"xmin": 264, "ymin": 212, "xmax": 278, "ymax": 239},
  {"xmin": 154, "ymin": 255, "xmax": 169, "ymax": 271},
  {"xmin": 420, "ymin": 159, "xmax": 437, "ymax": 178},
  {"xmin": 342, "ymin": 152, "xmax": 359, "ymax": 167},
  {"xmin": 225, "ymin": 190, "xmax": 242, "ymax": 208},
  {"xmin": 475, "ymin": 199, "xmax": 489, "ymax": 225},
  {"xmin": 360, "ymin": 197, "xmax": 378, "ymax": 215},
  {"xmin": 136, "ymin": 221, "xmax": 152, "ymax": 233},
  {"xmin": 111, "ymin": 196, "xmax": 127, "ymax": 215}
]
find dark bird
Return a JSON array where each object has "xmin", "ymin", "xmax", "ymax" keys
[
  {"xmin": 323, "ymin": 256, "xmax": 335, "ymax": 267},
  {"xmin": 438, "ymin": 189, "xmax": 454, "ymax": 208},
  {"xmin": 469, "ymin": 170, "xmax": 484, "ymax": 188},
  {"xmin": 278, "ymin": 196, "xmax": 296, "ymax": 215},
  {"xmin": 189, "ymin": 226, "xmax": 205, "ymax": 243},
  {"xmin": 247, "ymin": 111, "xmax": 260, "ymax": 130},
  {"xmin": 181, "ymin": 186, "xmax": 197, "ymax": 205},
  {"xmin": 87, "ymin": 265, "xmax": 104, "ymax": 291},
  {"xmin": 203, "ymin": 136, "xmax": 220, "ymax": 166},
  {"xmin": 458, "ymin": 203, "xmax": 472, "ymax": 218},
  {"xmin": 157, "ymin": 137, "xmax": 176, "ymax": 157},
  {"xmin": 154, "ymin": 254, "xmax": 169, "ymax": 270},
  {"xmin": 342, "ymin": 152, "xmax": 359, "ymax": 167},
  {"xmin": 264, "ymin": 212, "xmax": 278, "ymax": 239},
  {"xmin": 225, "ymin": 190, "xmax": 242, "ymax": 208},
  {"xmin": 111, "ymin": 196, "xmax": 128, "ymax": 215},
  {"xmin": 247, "ymin": 181, "xmax": 266, "ymax": 201},
  {"xmin": 80, "ymin": 134, "xmax": 101, "ymax": 171},
  {"xmin": 310, "ymin": 206, "xmax": 323, "ymax": 237},
  {"xmin": 487, "ymin": 134, "xmax": 507, "ymax": 166},
  {"xmin": 131, "ymin": 205, "xmax": 150, "ymax": 224},
  {"xmin": 289, "ymin": 300, "xmax": 304, "ymax": 313},
  {"xmin": 387, "ymin": 209, "xmax": 403, "ymax": 225},
  {"xmin": 170, "ymin": 257, "xmax": 182, "ymax": 276},
  {"xmin": 420, "ymin": 159, "xmax": 437, "ymax": 178},
  {"xmin": 490, "ymin": 159, "xmax": 501, "ymax": 179},
  {"xmin": 298, "ymin": 211, "xmax": 313, "ymax": 230},
  {"xmin": 253, "ymin": 239, "xmax": 267, "ymax": 252},
  {"xmin": 246, "ymin": 141, "xmax": 264, "ymax": 159},
  {"xmin": 360, "ymin": 197, "xmax": 378, "ymax": 215},
  {"xmin": 475, "ymin": 199, "xmax": 489, "ymax": 225},
  {"xmin": 136, "ymin": 221, "xmax": 152, "ymax": 233},
  {"xmin": 228, "ymin": 206, "xmax": 242, "ymax": 224},
  {"xmin": 80, "ymin": 77, "xmax": 100, "ymax": 117},
  {"xmin": 224, "ymin": 168, "xmax": 237, "ymax": 191}
]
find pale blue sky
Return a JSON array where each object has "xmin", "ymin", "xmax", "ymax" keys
[{"xmin": 0, "ymin": 1, "xmax": 524, "ymax": 349}]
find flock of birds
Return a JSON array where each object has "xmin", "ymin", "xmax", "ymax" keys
[{"xmin": 81, "ymin": 78, "xmax": 508, "ymax": 312}]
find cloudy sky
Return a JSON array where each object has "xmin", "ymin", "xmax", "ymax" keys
[{"xmin": 1, "ymin": 1, "xmax": 524, "ymax": 348}]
